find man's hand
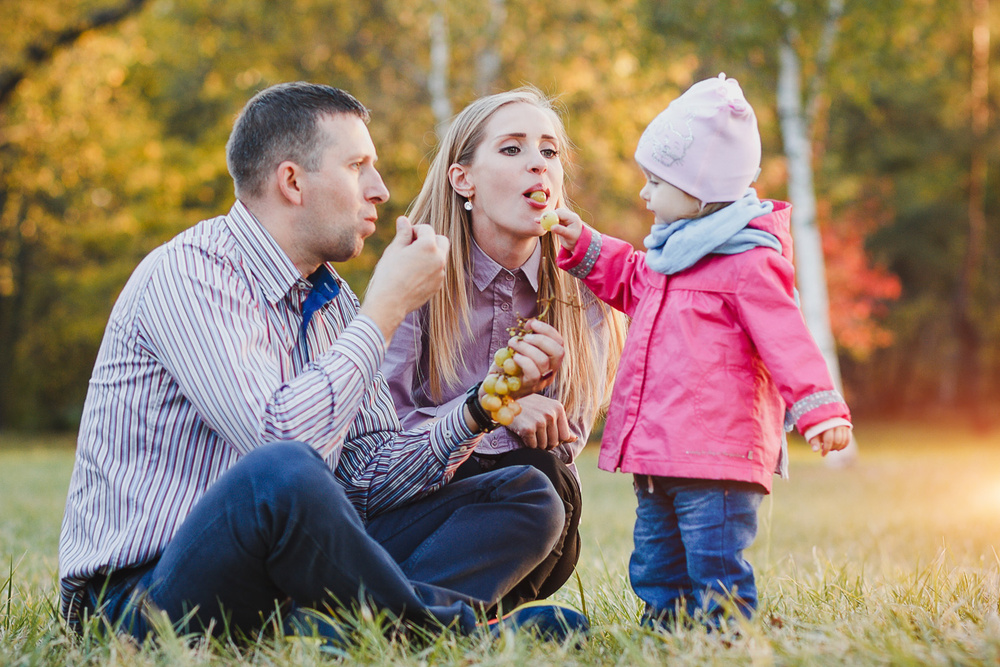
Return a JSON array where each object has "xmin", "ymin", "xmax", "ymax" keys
[
  {"xmin": 507, "ymin": 394, "xmax": 576, "ymax": 450},
  {"xmin": 361, "ymin": 216, "xmax": 449, "ymax": 343},
  {"xmin": 809, "ymin": 425, "xmax": 851, "ymax": 456}
]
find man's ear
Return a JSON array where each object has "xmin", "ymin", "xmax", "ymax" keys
[
  {"xmin": 275, "ymin": 160, "xmax": 304, "ymax": 205},
  {"xmin": 448, "ymin": 163, "xmax": 474, "ymax": 199}
]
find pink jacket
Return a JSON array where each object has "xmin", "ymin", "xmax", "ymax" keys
[{"xmin": 557, "ymin": 201, "xmax": 850, "ymax": 493}]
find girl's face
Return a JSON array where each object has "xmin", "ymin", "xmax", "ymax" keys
[
  {"xmin": 639, "ymin": 167, "xmax": 702, "ymax": 226},
  {"xmin": 453, "ymin": 102, "xmax": 564, "ymax": 248}
]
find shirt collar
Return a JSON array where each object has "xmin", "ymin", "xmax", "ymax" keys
[
  {"xmin": 224, "ymin": 200, "xmax": 304, "ymax": 304},
  {"xmin": 469, "ymin": 238, "xmax": 542, "ymax": 292}
]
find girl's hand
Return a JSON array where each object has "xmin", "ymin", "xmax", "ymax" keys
[
  {"xmin": 543, "ymin": 207, "xmax": 584, "ymax": 252},
  {"xmin": 809, "ymin": 425, "xmax": 851, "ymax": 456},
  {"xmin": 507, "ymin": 394, "xmax": 576, "ymax": 450}
]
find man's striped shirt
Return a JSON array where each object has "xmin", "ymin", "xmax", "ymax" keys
[{"xmin": 58, "ymin": 201, "xmax": 479, "ymax": 620}]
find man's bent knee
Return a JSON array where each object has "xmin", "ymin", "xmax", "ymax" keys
[{"xmin": 229, "ymin": 441, "xmax": 352, "ymax": 512}]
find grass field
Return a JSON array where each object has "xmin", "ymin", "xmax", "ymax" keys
[{"xmin": 2, "ymin": 422, "xmax": 1000, "ymax": 665}]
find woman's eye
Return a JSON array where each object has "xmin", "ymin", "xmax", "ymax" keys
[
  {"xmin": 541, "ymin": 148, "xmax": 560, "ymax": 159},
  {"xmin": 500, "ymin": 145, "xmax": 520, "ymax": 156}
]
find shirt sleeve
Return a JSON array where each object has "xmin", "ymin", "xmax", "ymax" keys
[
  {"xmin": 336, "ymin": 385, "xmax": 481, "ymax": 522},
  {"xmin": 733, "ymin": 249, "xmax": 852, "ymax": 434},
  {"xmin": 382, "ymin": 308, "xmax": 438, "ymax": 430},
  {"xmin": 140, "ymin": 244, "xmax": 379, "ymax": 461}
]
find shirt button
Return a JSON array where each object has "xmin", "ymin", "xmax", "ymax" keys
[
  {"xmin": 504, "ymin": 273, "xmax": 514, "ymax": 281},
  {"xmin": 500, "ymin": 303, "xmax": 510, "ymax": 311}
]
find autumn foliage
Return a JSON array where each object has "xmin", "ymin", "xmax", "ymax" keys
[{"xmin": 819, "ymin": 188, "xmax": 902, "ymax": 360}]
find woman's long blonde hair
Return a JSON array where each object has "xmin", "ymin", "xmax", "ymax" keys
[{"xmin": 407, "ymin": 87, "xmax": 627, "ymax": 425}]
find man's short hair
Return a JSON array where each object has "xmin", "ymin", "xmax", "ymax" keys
[{"xmin": 226, "ymin": 82, "xmax": 370, "ymax": 199}]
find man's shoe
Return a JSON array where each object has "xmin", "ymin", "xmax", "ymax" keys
[{"xmin": 486, "ymin": 600, "xmax": 589, "ymax": 642}]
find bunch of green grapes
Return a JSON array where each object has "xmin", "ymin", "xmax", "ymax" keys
[{"xmin": 479, "ymin": 346, "xmax": 523, "ymax": 426}]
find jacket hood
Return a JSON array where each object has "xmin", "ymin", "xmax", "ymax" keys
[{"xmin": 749, "ymin": 199, "xmax": 793, "ymax": 264}]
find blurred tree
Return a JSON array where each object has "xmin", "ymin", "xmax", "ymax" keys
[
  {"xmin": 0, "ymin": 0, "xmax": 153, "ymax": 428},
  {"xmin": 0, "ymin": 0, "xmax": 994, "ymax": 430},
  {"xmin": 952, "ymin": 0, "xmax": 990, "ymax": 425},
  {"xmin": 833, "ymin": 0, "xmax": 999, "ymax": 419}
]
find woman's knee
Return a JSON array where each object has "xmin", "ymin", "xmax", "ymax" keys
[
  {"xmin": 497, "ymin": 449, "xmax": 579, "ymax": 502},
  {"xmin": 496, "ymin": 465, "xmax": 566, "ymax": 547}
]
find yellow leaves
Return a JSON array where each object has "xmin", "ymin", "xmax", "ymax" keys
[
  {"xmin": 143, "ymin": 141, "xmax": 163, "ymax": 161},
  {"xmin": 0, "ymin": 264, "xmax": 13, "ymax": 297},
  {"xmin": 560, "ymin": 59, "xmax": 598, "ymax": 96},
  {"xmin": 106, "ymin": 67, "xmax": 127, "ymax": 87},
  {"xmin": 300, "ymin": 44, "xmax": 332, "ymax": 73},
  {"xmin": 235, "ymin": 68, "xmax": 263, "ymax": 89},
  {"xmin": 665, "ymin": 54, "xmax": 701, "ymax": 89},
  {"xmin": 90, "ymin": 188, "xmax": 113, "ymax": 208},
  {"xmin": 130, "ymin": 163, "xmax": 164, "ymax": 192},
  {"xmin": 612, "ymin": 53, "xmax": 637, "ymax": 79}
]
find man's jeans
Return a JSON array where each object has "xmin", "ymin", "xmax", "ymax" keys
[
  {"xmin": 629, "ymin": 476, "xmax": 764, "ymax": 625},
  {"xmin": 80, "ymin": 441, "xmax": 564, "ymax": 640}
]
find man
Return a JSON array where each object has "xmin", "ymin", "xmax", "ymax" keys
[{"xmin": 59, "ymin": 82, "xmax": 580, "ymax": 642}]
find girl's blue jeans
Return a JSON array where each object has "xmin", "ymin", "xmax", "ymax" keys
[
  {"xmin": 629, "ymin": 475, "xmax": 764, "ymax": 626},
  {"xmin": 78, "ymin": 441, "xmax": 564, "ymax": 641}
]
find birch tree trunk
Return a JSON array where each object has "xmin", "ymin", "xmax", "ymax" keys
[
  {"xmin": 428, "ymin": 0, "xmax": 452, "ymax": 132},
  {"xmin": 428, "ymin": 0, "xmax": 505, "ymax": 132},
  {"xmin": 776, "ymin": 9, "xmax": 858, "ymax": 464},
  {"xmin": 475, "ymin": 0, "xmax": 505, "ymax": 94},
  {"xmin": 950, "ymin": 0, "xmax": 990, "ymax": 425}
]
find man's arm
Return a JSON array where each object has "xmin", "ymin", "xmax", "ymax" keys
[{"xmin": 142, "ymin": 245, "xmax": 378, "ymax": 460}]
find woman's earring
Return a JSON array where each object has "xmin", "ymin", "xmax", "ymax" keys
[{"xmin": 464, "ymin": 199, "xmax": 473, "ymax": 211}]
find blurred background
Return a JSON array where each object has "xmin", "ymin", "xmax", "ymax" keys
[{"xmin": 0, "ymin": 0, "xmax": 995, "ymax": 433}]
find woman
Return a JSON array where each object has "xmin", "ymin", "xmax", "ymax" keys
[{"xmin": 383, "ymin": 87, "xmax": 627, "ymax": 611}]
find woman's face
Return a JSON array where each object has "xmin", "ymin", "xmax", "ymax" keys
[{"xmin": 458, "ymin": 102, "xmax": 564, "ymax": 246}]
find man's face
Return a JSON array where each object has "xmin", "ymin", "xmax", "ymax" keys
[{"xmin": 297, "ymin": 113, "xmax": 390, "ymax": 265}]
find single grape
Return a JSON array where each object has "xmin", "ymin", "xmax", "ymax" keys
[
  {"xmin": 540, "ymin": 211, "xmax": 559, "ymax": 231},
  {"xmin": 494, "ymin": 406, "xmax": 515, "ymax": 425},
  {"xmin": 494, "ymin": 347, "xmax": 513, "ymax": 366},
  {"xmin": 506, "ymin": 398, "xmax": 522, "ymax": 416},
  {"xmin": 482, "ymin": 374, "xmax": 499, "ymax": 395},
  {"xmin": 480, "ymin": 394, "xmax": 503, "ymax": 412},
  {"xmin": 505, "ymin": 376, "xmax": 521, "ymax": 393},
  {"xmin": 494, "ymin": 377, "xmax": 509, "ymax": 396},
  {"xmin": 502, "ymin": 358, "xmax": 521, "ymax": 376},
  {"xmin": 529, "ymin": 191, "xmax": 547, "ymax": 203}
]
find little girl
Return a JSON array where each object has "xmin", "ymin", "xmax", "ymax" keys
[{"xmin": 547, "ymin": 74, "xmax": 852, "ymax": 625}]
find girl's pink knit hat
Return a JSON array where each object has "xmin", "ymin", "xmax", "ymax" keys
[{"xmin": 634, "ymin": 73, "xmax": 761, "ymax": 204}]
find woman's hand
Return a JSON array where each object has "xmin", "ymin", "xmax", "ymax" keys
[
  {"xmin": 544, "ymin": 207, "xmax": 584, "ymax": 252},
  {"xmin": 506, "ymin": 394, "xmax": 576, "ymax": 450},
  {"xmin": 505, "ymin": 319, "xmax": 564, "ymax": 396}
]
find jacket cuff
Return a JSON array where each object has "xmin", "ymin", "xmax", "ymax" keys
[
  {"xmin": 785, "ymin": 389, "xmax": 851, "ymax": 434},
  {"xmin": 557, "ymin": 227, "xmax": 601, "ymax": 279}
]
